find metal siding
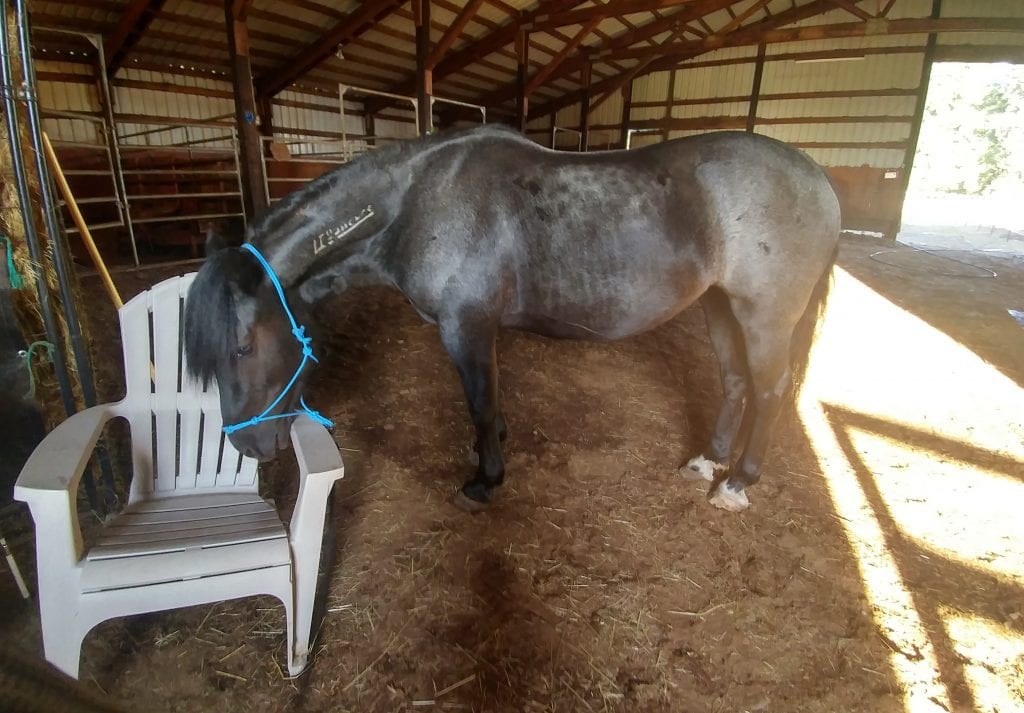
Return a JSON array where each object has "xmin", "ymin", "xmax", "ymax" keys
[
  {"xmin": 589, "ymin": 91, "xmax": 622, "ymax": 127},
  {"xmin": 941, "ymin": 0, "xmax": 1024, "ymax": 18}
]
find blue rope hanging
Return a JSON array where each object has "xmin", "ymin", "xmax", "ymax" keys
[{"xmin": 1, "ymin": 235, "xmax": 25, "ymax": 289}]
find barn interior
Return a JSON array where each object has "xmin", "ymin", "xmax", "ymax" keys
[{"xmin": 1, "ymin": 1, "xmax": 1023, "ymax": 712}]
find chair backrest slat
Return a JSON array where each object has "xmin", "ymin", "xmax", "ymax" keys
[{"xmin": 119, "ymin": 273, "xmax": 259, "ymax": 502}]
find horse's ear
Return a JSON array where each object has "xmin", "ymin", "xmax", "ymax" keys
[{"xmin": 205, "ymin": 228, "xmax": 228, "ymax": 255}]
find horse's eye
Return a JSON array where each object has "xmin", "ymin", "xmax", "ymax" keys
[{"xmin": 235, "ymin": 344, "xmax": 253, "ymax": 358}]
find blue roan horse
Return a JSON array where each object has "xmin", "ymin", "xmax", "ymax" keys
[{"xmin": 184, "ymin": 125, "xmax": 840, "ymax": 512}]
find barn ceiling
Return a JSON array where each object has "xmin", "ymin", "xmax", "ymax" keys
[
  {"xmin": 28, "ymin": 0, "xmax": 1024, "ymax": 122},
  {"xmin": 27, "ymin": 1, "xmax": 916, "ymax": 116}
]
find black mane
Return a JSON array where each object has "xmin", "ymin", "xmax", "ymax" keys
[{"xmin": 183, "ymin": 247, "xmax": 259, "ymax": 387}]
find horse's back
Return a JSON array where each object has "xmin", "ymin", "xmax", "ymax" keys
[{"xmin": 393, "ymin": 129, "xmax": 839, "ymax": 338}]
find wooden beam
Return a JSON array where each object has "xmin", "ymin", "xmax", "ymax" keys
[
  {"xmin": 828, "ymin": 0, "xmax": 874, "ymax": 21},
  {"xmin": 104, "ymin": 0, "xmax": 167, "ymax": 77},
  {"xmin": 414, "ymin": 0, "xmax": 433, "ymax": 135},
  {"xmin": 600, "ymin": 16, "xmax": 1024, "ymax": 63},
  {"xmin": 427, "ymin": 0, "xmax": 485, "ymax": 69},
  {"xmin": 746, "ymin": 42, "xmax": 765, "ymax": 132},
  {"xmin": 525, "ymin": 16, "xmax": 600, "ymax": 95},
  {"xmin": 579, "ymin": 60, "xmax": 591, "ymax": 150},
  {"xmin": 231, "ymin": 0, "xmax": 255, "ymax": 22},
  {"xmin": 225, "ymin": 1, "xmax": 267, "ymax": 220},
  {"xmin": 257, "ymin": 0, "xmax": 406, "ymax": 97},
  {"xmin": 534, "ymin": 0, "xmax": 717, "ymax": 30},
  {"xmin": 383, "ymin": 0, "xmax": 585, "ymax": 101},
  {"xmin": 477, "ymin": 0, "xmax": 735, "ymax": 110},
  {"xmin": 619, "ymin": 80, "xmax": 632, "ymax": 149},
  {"xmin": 529, "ymin": 0, "xmax": 856, "ymax": 120},
  {"xmin": 515, "ymin": 29, "xmax": 529, "ymax": 131},
  {"xmin": 891, "ymin": 0, "xmax": 941, "ymax": 241},
  {"xmin": 715, "ymin": 0, "xmax": 773, "ymax": 36}
]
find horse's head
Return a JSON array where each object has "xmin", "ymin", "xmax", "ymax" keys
[{"xmin": 184, "ymin": 234, "xmax": 306, "ymax": 461}]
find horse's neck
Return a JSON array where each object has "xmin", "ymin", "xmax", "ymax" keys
[{"xmin": 251, "ymin": 159, "xmax": 402, "ymax": 294}]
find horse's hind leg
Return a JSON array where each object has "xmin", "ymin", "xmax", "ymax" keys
[
  {"xmin": 439, "ymin": 316, "xmax": 506, "ymax": 512},
  {"xmin": 682, "ymin": 289, "xmax": 749, "ymax": 483},
  {"xmin": 708, "ymin": 305, "xmax": 795, "ymax": 512}
]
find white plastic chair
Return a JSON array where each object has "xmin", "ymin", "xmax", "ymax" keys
[{"xmin": 14, "ymin": 273, "xmax": 344, "ymax": 679}]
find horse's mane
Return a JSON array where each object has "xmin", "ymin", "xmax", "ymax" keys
[
  {"xmin": 248, "ymin": 124, "xmax": 526, "ymax": 242},
  {"xmin": 183, "ymin": 247, "xmax": 260, "ymax": 387}
]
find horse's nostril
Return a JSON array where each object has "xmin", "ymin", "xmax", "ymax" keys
[{"xmin": 241, "ymin": 446, "xmax": 258, "ymax": 459}]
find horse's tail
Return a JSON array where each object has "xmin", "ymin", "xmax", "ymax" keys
[{"xmin": 789, "ymin": 243, "xmax": 838, "ymax": 397}]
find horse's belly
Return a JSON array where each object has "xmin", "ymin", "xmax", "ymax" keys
[{"xmin": 507, "ymin": 276, "xmax": 700, "ymax": 341}]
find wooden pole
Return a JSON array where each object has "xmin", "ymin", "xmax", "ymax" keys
[
  {"xmin": 225, "ymin": 1, "xmax": 268, "ymax": 220},
  {"xmin": 579, "ymin": 61, "xmax": 591, "ymax": 151},
  {"xmin": 515, "ymin": 29, "xmax": 529, "ymax": 132},
  {"xmin": 619, "ymin": 80, "xmax": 633, "ymax": 148},
  {"xmin": 746, "ymin": 42, "xmax": 766, "ymax": 133},
  {"xmin": 41, "ymin": 132, "xmax": 123, "ymax": 310},
  {"xmin": 414, "ymin": 0, "xmax": 433, "ymax": 135},
  {"xmin": 890, "ymin": 0, "xmax": 941, "ymax": 242}
]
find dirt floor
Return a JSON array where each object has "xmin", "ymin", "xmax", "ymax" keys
[{"xmin": 1, "ymin": 233, "xmax": 1022, "ymax": 713}]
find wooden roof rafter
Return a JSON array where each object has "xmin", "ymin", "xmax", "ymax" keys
[
  {"xmin": 528, "ymin": 0, "xmax": 863, "ymax": 119},
  {"xmin": 475, "ymin": 0, "xmax": 737, "ymax": 110},
  {"xmin": 256, "ymin": 0, "xmax": 409, "ymax": 98},
  {"xmin": 104, "ymin": 0, "xmax": 168, "ymax": 76}
]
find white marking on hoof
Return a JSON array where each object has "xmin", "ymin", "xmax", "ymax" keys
[
  {"xmin": 680, "ymin": 455, "xmax": 726, "ymax": 482},
  {"xmin": 708, "ymin": 483, "xmax": 750, "ymax": 512}
]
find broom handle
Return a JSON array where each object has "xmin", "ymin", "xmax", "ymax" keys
[{"xmin": 41, "ymin": 131, "xmax": 123, "ymax": 310}]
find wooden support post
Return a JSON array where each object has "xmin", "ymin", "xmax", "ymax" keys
[
  {"xmin": 619, "ymin": 80, "xmax": 633, "ymax": 148},
  {"xmin": 579, "ymin": 61, "xmax": 591, "ymax": 151},
  {"xmin": 515, "ymin": 29, "xmax": 529, "ymax": 132},
  {"xmin": 891, "ymin": 0, "xmax": 941, "ymax": 242},
  {"xmin": 746, "ymin": 42, "xmax": 766, "ymax": 133},
  {"xmin": 661, "ymin": 68, "xmax": 677, "ymax": 142},
  {"xmin": 414, "ymin": 0, "xmax": 432, "ymax": 135},
  {"xmin": 257, "ymin": 93, "xmax": 273, "ymax": 141},
  {"xmin": 224, "ymin": 1, "xmax": 267, "ymax": 220}
]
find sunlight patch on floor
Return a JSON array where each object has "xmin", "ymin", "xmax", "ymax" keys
[
  {"xmin": 798, "ymin": 267, "xmax": 1024, "ymax": 713},
  {"xmin": 941, "ymin": 609, "xmax": 1024, "ymax": 713}
]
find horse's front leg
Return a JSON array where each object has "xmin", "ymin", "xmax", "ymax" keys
[{"xmin": 439, "ymin": 316, "xmax": 505, "ymax": 511}]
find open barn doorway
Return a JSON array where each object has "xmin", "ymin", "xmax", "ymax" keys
[{"xmin": 901, "ymin": 62, "xmax": 1024, "ymax": 255}]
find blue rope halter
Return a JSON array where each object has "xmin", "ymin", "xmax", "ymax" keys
[{"xmin": 222, "ymin": 243, "xmax": 334, "ymax": 435}]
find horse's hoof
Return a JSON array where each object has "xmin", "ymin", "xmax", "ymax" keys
[
  {"xmin": 708, "ymin": 482, "xmax": 750, "ymax": 512},
  {"xmin": 453, "ymin": 489, "xmax": 490, "ymax": 513},
  {"xmin": 680, "ymin": 455, "xmax": 726, "ymax": 482}
]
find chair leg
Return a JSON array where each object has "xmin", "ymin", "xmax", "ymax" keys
[
  {"xmin": 280, "ymin": 591, "xmax": 308, "ymax": 677},
  {"xmin": 40, "ymin": 607, "xmax": 84, "ymax": 680}
]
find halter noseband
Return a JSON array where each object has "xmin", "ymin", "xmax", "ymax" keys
[{"xmin": 221, "ymin": 243, "xmax": 334, "ymax": 435}]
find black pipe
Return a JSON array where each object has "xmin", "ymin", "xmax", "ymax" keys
[
  {"xmin": 14, "ymin": 0, "xmax": 113, "ymax": 507},
  {"xmin": 15, "ymin": 2, "xmax": 100, "ymax": 412},
  {"xmin": 0, "ymin": 4, "xmax": 77, "ymax": 418}
]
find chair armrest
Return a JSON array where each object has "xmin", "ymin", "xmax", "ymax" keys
[
  {"xmin": 288, "ymin": 416, "xmax": 344, "ymax": 545},
  {"xmin": 14, "ymin": 405, "xmax": 116, "ymax": 499},
  {"xmin": 290, "ymin": 415, "xmax": 344, "ymax": 479},
  {"xmin": 13, "ymin": 404, "xmax": 117, "ymax": 568}
]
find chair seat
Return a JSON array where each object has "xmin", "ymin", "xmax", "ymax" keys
[{"xmin": 81, "ymin": 493, "xmax": 290, "ymax": 594}]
